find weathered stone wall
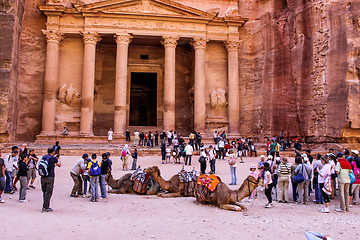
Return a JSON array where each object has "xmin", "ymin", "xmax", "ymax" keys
[{"xmin": 0, "ymin": 0, "xmax": 25, "ymax": 142}]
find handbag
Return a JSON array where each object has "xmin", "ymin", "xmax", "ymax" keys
[
  {"xmin": 293, "ymin": 164, "xmax": 305, "ymax": 183},
  {"xmin": 349, "ymin": 171, "xmax": 356, "ymax": 184},
  {"xmin": 322, "ymin": 175, "xmax": 332, "ymax": 195}
]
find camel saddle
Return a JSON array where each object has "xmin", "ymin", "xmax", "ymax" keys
[
  {"xmin": 131, "ymin": 168, "xmax": 151, "ymax": 194},
  {"xmin": 195, "ymin": 174, "xmax": 221, "ymax": 203},
  {"xmin": 178, "ymin": 169, "xmax": 199, "ymax": 197}
]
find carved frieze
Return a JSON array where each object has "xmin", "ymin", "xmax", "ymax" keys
[{"xmin": 225, "ymin": 41, "xmax": 240, "ymax": 52}]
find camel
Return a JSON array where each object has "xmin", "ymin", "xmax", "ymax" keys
[
  {"xmin": 143, "ymin": 166, "xmax": 196, "ymax": 198},
  {"xmin": 105, "ymin": 171, "xmax": 160, "ymax": 195},
  {"xmin": 195, "ymin": 175, "xmax": 262, "ymax": 211}
]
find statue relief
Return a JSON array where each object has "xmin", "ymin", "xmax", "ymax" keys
[
  {"xmin": 210, "ymin": 88, "xmax": 227, "ymax": 110},
  {"xmin": 57, "ymin": 84, "xmax": 80, "ymax": 106}
]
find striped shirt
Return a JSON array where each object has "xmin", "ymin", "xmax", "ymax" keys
[{"xmin": 278, "ymin": 163, "xmax": 291, "ymax": 176}]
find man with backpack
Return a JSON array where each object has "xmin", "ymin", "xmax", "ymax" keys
[
  {"xmin": 40, "ymin": 148, "xmax": 61, "ymax": 212},
  {"xmin": 87, "ymin": 154, "xmax": 101, "ymax": 202}
]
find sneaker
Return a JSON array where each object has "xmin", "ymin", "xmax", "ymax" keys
[
  {"xmin": 29, "ymin": 185, "xmax": 35, "ymax": 189},
  {"xmin": 10, "ymin": 190, "xmax": 15, "ymax": 194},
  {"xmin": 265, "ymin": 204, "xmax": 271, "ymax": 208},
  {"xmin": 335, "ymin": 208, "xmax": 345, "ymax": 213},
  {"xmin": 70, "ymin": 194, "xmax": 78, "ymax": 198},
  {"xmin": 320, "ymin": 208, "xmax": 329, "ymax": 213},
  {"xmin": 0, "ymin": 199, "xmax": 5, "ymax": 203},
  {"xmin": 46, "ymin": 208, "xmax": 53, "ymax": 212},
  {"xmin": 19, "ymin": 199, "xmax": 29, "ymax": 203}
]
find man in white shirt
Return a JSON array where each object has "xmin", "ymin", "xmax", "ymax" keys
[
  {"xmin": 107, "ymin": 128, "xmax": 114, "ymax": 144},
  {"xmin": 185, "ymin": 143, "xmax": 193, "ymax": 166},
  {"xmin": 4, "ymin": 150, "xmax": 18, "ymax": 193},
  {"xmin": 217, "ymin": 138, "xmax": 225, "ymax": 159},
  {"xmin": 208, "ymin": 145, "xmax": 216, "ymax": 174}
]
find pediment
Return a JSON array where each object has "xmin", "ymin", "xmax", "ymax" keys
[{"xmin": 75, "ymin": 0, "xmax": 215, "ymax": 18}]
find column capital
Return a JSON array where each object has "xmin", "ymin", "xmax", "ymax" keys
[
  {"xmin": 161, "ymin": 36, "xmax": 179, "ymax": 48},
  {"xmin": 42, "ymin": 30, "xmax": 64, "ymax": 44},
  {"xmin": 81, "ymin": 32, "xmax": 101, "ymax": 45},
  {"xmin": 190, "ymin": 38, "xmax": 209, "ymax": 50},
  {"xmin": 224, "ymin": 40, "xmax": 242, "ymax": 52},
  {"xmin": 115, "ymin": 33, "xmax": 133, "ymax": 46}
]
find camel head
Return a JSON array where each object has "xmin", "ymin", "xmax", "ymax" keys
[
  {"xmin": 238, "ymin": 175, "xmax": 263, "ymax": 196},
  {"xmin": 144, "ymin": 166, "xmax": 160, "ymax": 178}
]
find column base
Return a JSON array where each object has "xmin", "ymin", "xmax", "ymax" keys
[{"xmin": 79, "ymin": 132, "xmax": 94, "ymax": 137}]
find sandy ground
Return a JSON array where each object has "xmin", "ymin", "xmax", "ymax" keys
[{"xmin": 0, "ymin": 154, "xmax": 358, "ymax": 240}]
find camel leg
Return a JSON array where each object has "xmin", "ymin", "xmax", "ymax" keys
[
  {"xmin": 108, "ymin": 189, "xmax": 123, "ymax": 194},
  {"xmin": 219, "ymin": 204, "xmax": 243, "ymax": 211},
  {"xmin": 157, "ymin": 192, "xmax": 181, "ymax": 198},
  {"xmin": 234, "ymin": 202, "xmax": 247, "ymax": 211}
]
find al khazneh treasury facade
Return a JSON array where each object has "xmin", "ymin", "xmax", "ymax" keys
[{"xmin": 1, "ymin": 0, "xmax": 360, "ymax": 143}]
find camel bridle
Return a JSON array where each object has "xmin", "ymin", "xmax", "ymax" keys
[{"xmin": 246, "ymin": 176, "xmax": 260, "ymax": 196}]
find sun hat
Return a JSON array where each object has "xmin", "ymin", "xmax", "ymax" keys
[
  {"xmin": 250, "ymin": 165, "xmax": 256, "ymax": 169},
  {"xmin": 351, "ymin": 150, "xmax": 359, "ymax": 155}
]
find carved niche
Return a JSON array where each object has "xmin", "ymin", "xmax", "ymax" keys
[{"xmin": 210, "ymin": 88, "xmax": 227, "ymax": 110}]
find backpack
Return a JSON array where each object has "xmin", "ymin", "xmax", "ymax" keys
[
  {"xmin": 38, "ymin": 155, "xmax": 50, "ymax": 177},
  {"xmin": 352, "ymin": 162, "xmax": 360, "ymax": 180},
  {"xmin": 293, "ymin": 164, "xmax": 305, "ymax": 183},
  {"xmin": 89, "ymin": 161, "xmax": 101, "ymax": 176},
  {"xmin": 122, "ymin": 150, "xmax": 127, "ymax": 157}
]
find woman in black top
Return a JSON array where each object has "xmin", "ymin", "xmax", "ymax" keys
[{"xmin": 17, "ymin": 154, "xmax": 29, "ymax": 202}]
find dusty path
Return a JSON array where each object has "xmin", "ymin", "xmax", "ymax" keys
[{"xmin": 0, "ymin": 155, "xmax": 357, "ymax": 240}]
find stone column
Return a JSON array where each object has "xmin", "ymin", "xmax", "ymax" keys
[
  {"xmin": 80, "ymin": 32, "xmax": 101, "ymax": 136},
  {"xmin": 191, "ymin": 38, "xmax": 208, "ymax": 134},
  {"xmin": 225, "ymin": 41, "xmax": 240, "ymax": 136},
  {"xmin": 40, "ymin": 30, "xmax": 64, "ymax": 135},
  {"xmin": 161, "ymin": 36, "xmax": 179, "ymax": 131},
  {"xmin": 114, "ymin": 33, "xmax": 132, "ymax": 136}
]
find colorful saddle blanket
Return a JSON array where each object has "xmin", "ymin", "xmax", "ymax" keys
[
  {"xmin": 131, "ymin": 168, "xmax": 150, "ymax": 194},
  {"xmin": 178, "ymin": 169, "xmax": 199, "ymax": 183},
  {"xmin": 196, "ymin": 174, "xmax": 221, "ymax": 192}
]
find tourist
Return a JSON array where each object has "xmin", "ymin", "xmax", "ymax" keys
[
  {"xmin": 263, "ymin": 162, "xmax": 273, "ymax": 208},
  {"xmin": 131, "ymin": 149, "xmax": 138, "ymax": 170},
  {"xmin": 17, "ymin": 154, "xmax": 29, "ymax": 203},
  {"xmin": 0, "ymin": 149, "xmax": 5, "ymax": 203},
  {"xmin": 291, "ymin": 156, "xmax": 302, "ymax": 202},
  {"xmin": 81, "ymin": 158, "xmax": 91, "ymax": 197},
  {"xmin": 272, "ymin": 157, "xmax": 280, "ymax": 201},
  {"xmin": 87, "ymin": 154, "xmax": 101, "ymax": 202},
  {"xmin": 275, "ymin": 141, "xmax": 281, "ymax": 157},
  {"xmin": 295, "ymin": 155, "xmax": 312, "ymax": 204},
  {"xmin": 167, "ymin": 130, "xmax": 173, "ymax": 146},
  {"xmin": 227, "ymin": 149, "xmax": 237, "ymax": 185},
  {"xmin": 189, "ymin": 131, "xmax": 195, "ymax": 149},
  {"xmin": 199, "ymin": 147, "xmax": 207, "ymax": 174},
  {"xmin": 257, "ymin": 155, "xmax": 266, "ymax": 177},
  {"xmin": 185, "ymin": 142, "xmax": 193, "ymax": 166},
  {"xmin": 208, "ymin": 145, "xmax": 216, "ymax": 174},
  {"xmin": 313, "ymin": 154, "xmax": 324, "ymax": 204},
  {"xmin": 249, "ymin": 165, "xmax": 257, "ymax": 178},
  {"xmin": 4, "ymin": 149, "xmax": 18, "ymax": 194},
  {"xmin": 154, "ymin": 131, "xmax": 159, "ymax": 146},
  {"xmin": 318, "ymin": 156, "xmax": 332, "ymax": 213},
  {"xmin": 214, "ymin": 142, "xmax": 219, "ymax": 159},
  {"xmin": 27, "ymin": 149, "xmax": 38, "ymax": 188},
  {"xmin": 19, "ymin": 144, "xmax": 28, "ymax": 155},
  {"xmin": 125, "ymin": 129, "xmax": 130, "ymax": 142},
  {"xmin": 305, "ymin": 231, "xmax": 333, "ymax": 240},
  {"xmin": 53, "ymin": 141, "xmax": 61, "ymax": 154},
  {"xmin": 278, "ymin": 157, "xmax": 291, "ymax": 203},
  {"xmin": 352, "ymin": 149, "xmax": 360, "ymax": 168},
  {"xmin": 121, "ymin": 145, "xmax": 131, "ymax": 171},
  {"xmin": 134, "ymin": 130, "xmax": 139, "ymax": 147},
  {"xmin": 195, "ymin": 132, "xmax": 202, "ymax": 151},
  {"xmin": 100, "ymin": 153, "xmax": 111, "ymax": 199},
  {"xmin": 335, "ymin": 152, "xmax": 352, "ymax": 212},
  {"xmin": 166, "ymin": 145, "xmax": 171, "ymax": 163},
  {"xmin": 350, "ymin": 153, "xmax": 360, "ymax": 205},
  {"xmin": 268, "ymin": 140, "xmax": 276, "ymax": 159},
  {"xmin": 41, "ymin": 148, "xmax": 61, "ymax": 212},
  {"xmin": 161, "ymin": 142, "xmax": 166, "ymax": 164},
  {"xmin": 62, "ymin": 126, "xmax": 68, "ymax": 136},
  {"xmin": 11, "ymin": 146, "xmax": 19, "ymax": 191},
  {"xmin": 70, "ymin": 154, "xmax": 88, "ymax": 197},
  {"xmin": 294, "ymin": 138, "xmax": 302, "ymax": 157},
  {"xmin": 107, "ymin": 128, "xmax": 113, "ymax": 145},
  {"xmin": 139, "ymin": 131, "xmax": 144, "ymax": 146},
  {"xmin": 213, "ymin": 131, "xmax": 218, "ymax": 144},
  {"xmin": 266, "ymin": 138, "xmax": 271, "ymax": 156},
  {"xmin": 144, "ymin": 131, "xmax": 148, "ymax": 147},
  {"xmin": 218, "ymin": 138, "xmax": 225, "ymax": 160},
  {"xmin": 149, "ymin": 131, "xmax": 154, "ymax": 147},
  {"xmin": 328, "ymin": 153, "xmax": 337, "ymax": 199},
  {"xmin": 250, "ymin": 141, "xmax": 257, "ymax": 157}
]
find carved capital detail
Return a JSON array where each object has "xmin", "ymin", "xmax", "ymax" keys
[
  {"xmin": 115, "ymin": 33, "xmax": 133, "ymax": 46},
  {"xmin": 161, "ymin": 36, "xmax": 179, "ymax": 48},
  {"xmin": 225, "ymin": 41, "xmax": 241, "ymax": 52},
  {"xmin": 190, "ymin": 38, "xmax": 208, "ymax": 50},
  {"xmin": 81, "ymin": 32, "xmax": 101, "ymax": 45},
  {"xmin": 42, "ymin": 30, "xmax": 64, "ymax": 44}
]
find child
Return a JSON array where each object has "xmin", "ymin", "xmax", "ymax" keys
[
  {"xmin": 17, "ymin": 154, "xmax": 29, "ymax": 203},
  {"xmin": 131, "ymin": 149, "xmax": 138, "ymax": 170},
  {"xmin": 166, "ymin": 146, "xmax": 171, "ymax": 164},
  {"xmin": 249, "ymin": 165, "xmax": 257, "ymax": 178}
]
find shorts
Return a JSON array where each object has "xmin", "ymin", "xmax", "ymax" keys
[
  {"xmin": 0, "ymin": 177, "xmax": 5, "ymax": 191},
  {"xmin": 27, "ymin": 168, "xmax": 37, "ymax": 180},
  {"xmin": 11, "ymin": 169, "xmax": 18, "ymax": 178}
]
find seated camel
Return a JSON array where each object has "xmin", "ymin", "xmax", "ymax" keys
[
  {"xmin": 195, "ymin": 175, "xmax": 262, "ymax": 211},
  {"xmin": 143, "ymin": 166, "xmax": 197, "ymax": 198},
  {"xmin": 105, "ymin": 171, "xmax": 160, "ymax": 195}
]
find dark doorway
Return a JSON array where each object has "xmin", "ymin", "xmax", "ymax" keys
[{"xmin": 129, "ymin": 72, "xmax": 157, "ymax": 126}]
